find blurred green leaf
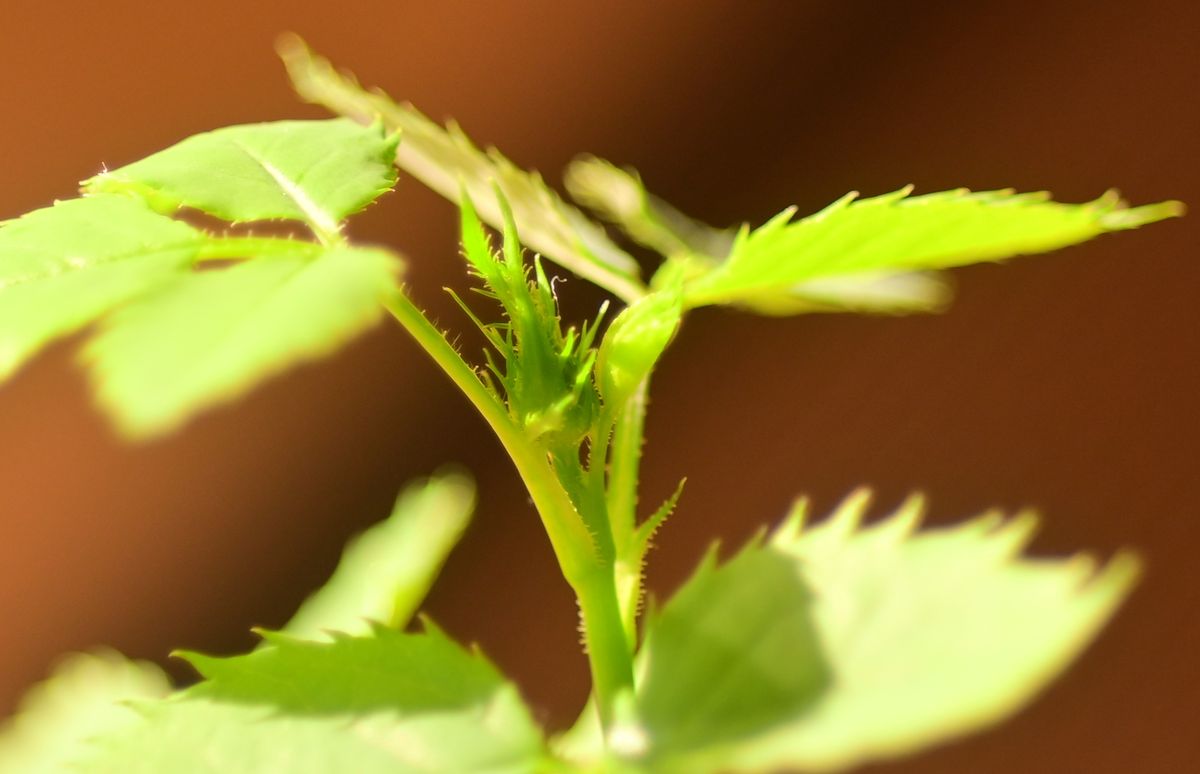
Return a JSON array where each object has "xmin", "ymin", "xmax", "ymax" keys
[
  {"xmin": 0, "ymin": 651, "xmax": 169, "ymax": 774},
  {"xmin": 655, "ymin": 493, "xmax": 1140, "ymax": 772},
  {"xmin": 279, "ymin": 36, "xmax": 645, "ymax": 302},
  {"xmin": 565, "ymin": 156, "xmax": 953, "ymax": 316},
  {"xmin": 78, "ymin": 700, "xmax": 452, "ymax": 774},
  {"xmin": 85, "ymin": 246, "xmax": 402, "ymax": 438},
  {"xmin": 565, "ymin": 155, "xmax": 735, "ymax": 260},
  {"xmin": 284, "ymin": 473, "xmax": 476, "ymax": 640},
  {"xmin": 718, "ymin": 270, "xmax": 952, "ymax": 316},
  {"xmin": 78, "ymin": 627, "xmax": 543, "ymax": 774},
  {"xmin": 0, "ymin": 195, "xmax": 201, "ymax": 380},
  {"xmin": 635, "ymin": 541, "xmax": 831, "ymax": 759},
  {"xmin": 85, "ymin": 119, "xmax": 398, "ymax": 242}
]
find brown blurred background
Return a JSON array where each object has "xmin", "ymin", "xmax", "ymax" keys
[{"xmin": 1, "ymin": 1, "xmax": 1196, "ymax": 771}]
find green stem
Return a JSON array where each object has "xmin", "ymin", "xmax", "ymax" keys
[
  {"xmin": 385, "ymin": 290, "xmax": 633, "ymax": 726},
  {"xmin": 607, "ymin": 379, "xmax": 649, "ymax": 649},
  {"xmin": 608, "ymin": 379, "xmax": 647, "ymax": 543}
]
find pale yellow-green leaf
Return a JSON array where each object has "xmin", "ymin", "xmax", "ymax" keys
[
  {"xmin": 0, "ymin": 196, "xmax": 202, "ymax": 380},
  {"xmin": 284, "ymin": 472, "xmax": 475, "ymax": 640},
  {"xmin": 85, "ymin": 246, "xmax": 402, "ymax": 438},
  {"xmin": 0, "ymin": 651, "xmax": 169, "ymax": 774},
  {"xmin": 85, "ymin": 119, "xmax": 399, "ymax": 243},
  {"xmin": 702, "ymin": 494, "xmax": 1139, "ymax": 772},
  {"xmin": 565, "ymin": 155, "xmax": 735, "ymax": 260},
  {"xmin": 278, "ymin": 35, "xmax": 645, "ymax": 303},
  {"xmin": 79, "ymin": 628, "xmax": 544, "ymax": 774},
  {"xmin": 685, "ymin": 188, "xmax": 1183, "ymax": 309}
]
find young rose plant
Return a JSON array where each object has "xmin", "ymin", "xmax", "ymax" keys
[{"xmin": 0, "ymin": 37, "xmax": 1182, "ymax": 774}]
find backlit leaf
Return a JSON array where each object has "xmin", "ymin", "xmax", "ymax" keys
[
  {"xmin": 0, "ymin": 651, "xmax": 169, "ymax": 774},
  {"xmin": 284, "ymin": 473, "xmax": 476, "ymax": 640},
  {"xmin": 635, "ymin": 542, "xmax": 831, "ymax": 758},
  {"xmin": 85, "ymin": 119, "xmax": 398, "ymax": 242},
  {"xmin": 640, "ymin": 494, "xmax": 1140, "ymax": 772},
  {"xmin": 78, "ymin": 628, "xmax": 543, "ymax": 773},
  {"xmin": 684, "ymin": 188, "xmax": 1183, "ymax": 309},
  {"xmin": 85, "ymin": 246, "xmax": 402, "ymax": 438},
  {"xmin": 279, "ymin": 36, "xmax": 645, "ymax": 302},
  {"xmin": 565, "ymin": 155, "xmax": 735, "ymax": 260},
  {"xmin": 0, "ymin": 195, "xmax": 201, "ymax": 380}
]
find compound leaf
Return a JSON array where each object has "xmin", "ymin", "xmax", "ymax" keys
[
  {"xmin": 684, "ymin": 187, "xmax": 1183, "ymax": 309},
  {"xmin": 279, "ymin": 36, "xmax": 645, "ymax": 303},
  {"xmin": 77, "ymin": 628, "xmax": 543, "ymax": 774},
  {"xmin": 565, "ymin": 156, "xmax": 952, "ymax": 316},
  {"xmin": 0, "ymin": 650, "xmax": 169, "ymax": 774},
  {"xmin": 85, "ymin": 119, "xmax": 399, "ymax": 242},
  {"xmin": 85, "ymin": 246, "xmax": 402, "ymax": 438},
  {"xmin": 0, "ymin": 195, "xmax": 202, "ymax": 380},
  {"xmin": 637, "ymin": 494, "xmax": 1139, "ymax": 773},
  {"xmin": 284, "ymin": 472, "xmax": 476, "ymax": 640}
]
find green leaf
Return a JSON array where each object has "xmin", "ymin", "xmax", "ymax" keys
[
  {"xmin": 78, "ymin": 628, "xmax": 544, "ymax": 774},
  {"xmin": 84, "ymin": 246, "xmax": 402, "ymax": 438},
  {"xmin": 78, "ymin": 700, "xmax": 452, "ymax": 774},
  {"xmin": 85, "ymin": 119, "xmax": 399, "ymax": 243},
  {"xmin": 566, "ymin": 157, "xmax": 953, "ymax": 316},
  {"xmin": 0, "ymin": 195, "xmax": 202, "ymax": 380},
  {"xmin": 565, "ymin": 155, "xmax": 735, "ymax": 260},
  {"xmin": 0, "ymin": 650, "xmax": 170, "ymax": 774},
  {"xmin": 635, "ymin": 541, "xmax": 832, "ymax": 758},
  {"xmin": 684, "ymin": 187, "xmax": 1184, "ymax": 309},
  {"xmin": 278, "ymin": 35, "xmax": 646, "ymax": 303},
  {"xmin": 283, "ymin": 472, "xmax": 476, "ymax": 640},
  {"xmin": 643, "ymin": 493, "xmax": 1139, "ymax": 773},
  {"xmin": 184, "ymin": 627, "xmax": 508, "ymax": 713},
  {"xmin": 719, "ymin": 270, "xmax": 952, "ymax": 317}
]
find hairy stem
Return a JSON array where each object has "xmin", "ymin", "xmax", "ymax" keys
[
  {"xmin": 385, "ymin": 290, "xmax": 634, "ymax": 727},
  {"xmin": 607, "ymin": 379, "xmax": 649, "ymax": 649}
]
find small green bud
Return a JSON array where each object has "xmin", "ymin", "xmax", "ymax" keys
[{"xmin": 597, "ymin": 282, "xmax": 683, "ymax": 407}]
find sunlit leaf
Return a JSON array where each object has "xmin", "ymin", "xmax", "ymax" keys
[
  {"xmin": 565, "ymin": 156, "xmax": 954, "ymax": 316},
  {"xmin": 635, "ymin": 541, "xmax": 831, "ymax": 757},
  {"xmin": 0, "ymin": 195, "xmax": 201, "ymax": 380},
  {"xmin": 79, "ymin": 627, "xmax": 543, "ymax": 774},
  {"xmin": 0, "ymin": 650, "xmax": 169, "ymax": 774},
  {"xmin": 565, "ymin": 155, "xmax": 735, "ymax": 260},
  {"xmin": 278, "ymin": 35, "xmax": 645, "ymax": 302},
  {"xmin": 684, "ymin": 187, "xmax": 1183, "ymax": 309},
  {"xmin": 639, "ymin": 494, "xmax": 1140, "ymax": 772},
  {"xmin": 284, "ymin": 473, "xmax": 476, "ymax": 640},
  {"xmin": 85, "ymin": 246, "xmax": 402, "ymax": 438},
  {"xmin": 85, "ymin": 119, "xmax": 398, "ymax": 242}
]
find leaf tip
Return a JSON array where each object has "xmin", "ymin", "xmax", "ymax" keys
[
  {"xmin": 774, "ymin": 497, "xmax": 810, "ymax": 544},
  {"xmin": 1100, "ymin": 199, "xmax": 1186, "ymax": 230},
  {"xmin": 1092, "ymin": 549, "xmax": 1143, "ymax": 599},
  {"xmin": 880, "ymin": 492, "xmax": 926, "ymax": 539},
  {"xmin": 829, "ymin": 488, "xmax": 873, "ymax": 535},
  {"xmin": 990, "ymin": 509, "xmax": 1041, "ymax": 557}
]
